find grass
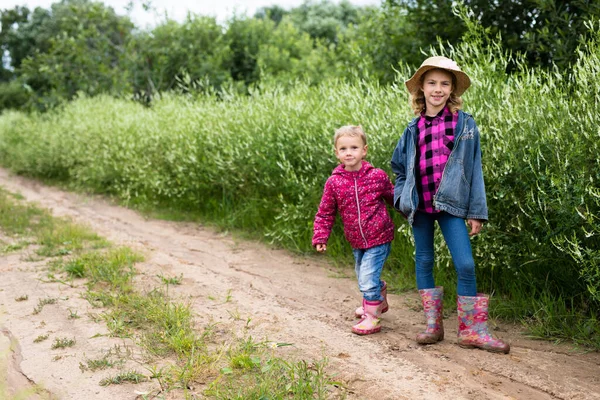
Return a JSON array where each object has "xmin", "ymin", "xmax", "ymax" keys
[
  {"xmin": 0, "ymin": 187, "xmax": 108, "ymax": 259},
  {"xmin": 99, "ymin": 370, "xmax": 147, "ymax": 386},
  {"xmin": 207, "ymin": 353, "xmax": 338, "ymax": 400},
  {"xmin": 0, "ymin": 185, "xmax": 343, "ymax": 396},
  {"xmin": 79, "ymin": 348, "xmax": 128, "ymax": 372}
]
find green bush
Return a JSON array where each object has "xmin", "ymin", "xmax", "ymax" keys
[{"xmin": 0, "ymin": 80, "xmax": 31, "ymax": 112}]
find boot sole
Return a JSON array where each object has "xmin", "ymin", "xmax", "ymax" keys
[
  {"xmin": 352, "ymin": 326, "xmax": 382, "ymax": 335},
  {"xmin": 458, "ymin": 343, "xmax": 510, "ymax": 354},
  {"xmin": 416, "ymin": 334, "xmax": 444, "ymax": 345}
]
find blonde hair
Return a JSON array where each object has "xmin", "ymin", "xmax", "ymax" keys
[
  {"xmin": 333, "ymin": 125, "xmax": 367, "ymax": 147},
  {"xmin": 410, "ymin": 68, "xmax": 463, "ymax": 115}
]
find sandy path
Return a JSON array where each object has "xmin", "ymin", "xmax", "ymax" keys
[{"xmin": 0, "ymin": 167, "xmax": 599, "ymax": 400}]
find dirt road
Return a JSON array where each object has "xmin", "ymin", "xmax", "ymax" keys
[{"xmin": 1, "ymin": 167, "xmax": 599, "ymax": 400}]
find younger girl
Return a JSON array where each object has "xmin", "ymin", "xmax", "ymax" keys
[
  {"xmin": 313, "ymin": 125, "xmax": 395, "ymax": 335},
  {"xmin": 391, "ymin": 56, "xmax": 509, "ymax": 353}
]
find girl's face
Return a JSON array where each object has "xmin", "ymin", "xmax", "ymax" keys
[
  {"xmin": 421, "ymin": 69, "xmax": 453, "ymax": 116},
  {"xmin": 335, "ymin": 135, "xmax": 367, "ymax": 171}
]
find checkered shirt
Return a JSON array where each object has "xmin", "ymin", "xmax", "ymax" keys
[{"xmin": 416, "ymin": 107, "xmax": 458, "ymax": 213}]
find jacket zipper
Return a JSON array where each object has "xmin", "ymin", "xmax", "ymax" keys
[{"xmin": 354, "ymin": 176, "xmax": 368, "ymax": 248}]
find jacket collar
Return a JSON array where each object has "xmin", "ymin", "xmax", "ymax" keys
[{"xmin": 332, "ymin": 160, "xmax": 373, "ymax": 177}]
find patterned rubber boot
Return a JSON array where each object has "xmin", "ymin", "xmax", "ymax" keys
[
  {"xmin": 416, "ymin": 286, "xmax": 445, "ymax": 344},
  {"xmin": 457, "ymin": 294, "xmax": 510, "ymax": 354},
  {"xmin": 355, "ymin": 281, "xmax": 388, "ymax": 318},
  {"xmin": 351, "ymin": 299, "xmax": 383, "ymax": 335}
]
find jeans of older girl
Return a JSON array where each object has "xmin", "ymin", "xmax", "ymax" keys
[
  {"xmin": 412, "ymin": 211, "xmax": 477, "ymax": 296},
  {"xmin": 352, "ymin": 242, "xmax": 391, "ymax": 301}
]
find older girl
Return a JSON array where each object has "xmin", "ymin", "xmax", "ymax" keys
[{"xmin": 391, "ymin": 56, "xmax": 509, "ymax": 353}]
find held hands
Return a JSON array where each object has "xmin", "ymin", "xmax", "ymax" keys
[
  {"xmin": 467, "ymin": 219, "xmax": 483, "ymax": 236},
  {"xmin": 315, "ymin": 244, "xmax": 327, "ymax": 253}
]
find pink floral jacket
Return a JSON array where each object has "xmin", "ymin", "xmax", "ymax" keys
[{"xmin": 312, "ymin": 161, "xmax": 395, "ymax": 250}]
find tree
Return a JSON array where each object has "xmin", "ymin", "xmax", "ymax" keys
[
  {"xmin": 15, "ymin": 0, "xmax": 134, "ymax": 109},
  {"xmin": 224, "ymin": 16, "xmax": 277, "ymax": 87},
  {"xmin": 0, "ymin": 6, "xmax": 50, "ymax": 81},
  {"xmin": 256, "ymin": 18, "xmax": 338, "ymax": 86},
  {"xmin": 126, "ymin": 15, "xmax": 232, "ymax": 99},
  {"xmin": 401, "ymin": 0, "xmax": 600, "ymax": 70},
  {"xmin": 254, "ymin": 5, "xmax": 289, "ymax": 25},
  {"xmin": 289, "ymin": 0, "xmax": 361, "ymax": 45},
  {"xmin": 334, "ymin": 2, "xmax": 421, "ymax": 83}
]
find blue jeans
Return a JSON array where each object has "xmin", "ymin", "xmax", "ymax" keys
[
  {"xmin": 352, "ymin": 242, "xmax": 391, "ymax": 301},
  {"xmin": 412, "ymin": 211, "xmax": 477, "ymax": 296}
]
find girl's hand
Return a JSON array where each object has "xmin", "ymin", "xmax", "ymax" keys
[
  {"xmin": 316, "ymin": 244, "xmax": 327, "ymax": 253},
  {"xmin": 467, "ymin": 219, "xmax": 483, "ymax": 236}
]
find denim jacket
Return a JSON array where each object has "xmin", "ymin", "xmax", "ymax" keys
[{"xmin": 391, "ymin": 110, "xmax": 488, "ymax": 225}]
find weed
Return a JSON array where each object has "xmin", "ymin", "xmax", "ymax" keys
[
  {"xmin": 33, "ymin": 334, "xmax": 49, "ymax": 343},
  {"xmin": 51, "ymin": 337, "xmax": 76, "ymax": 349},
  {"xmin": 99, "ymin": 370, "xmax": 147, "ymax": 386},
  {"xmin": 157, "ymin": 273, "xmax": 183, "ymax": 285},
  {"xmin": 227, "ymin": 308, "xmax": 241, "ymax": 321},
  {"xmin": 79, "ymin": 353, "xmax": 123, "ymax": 372},
  {"xmin": 2, "ymin": 240, "xmax": 30, "ymax": 253},
  {"xmin": 33, "ymin": 297, "xmax": 57, "ymax": 315}
]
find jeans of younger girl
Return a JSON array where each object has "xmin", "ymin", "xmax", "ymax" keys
[
  {"xmin": 412, "ymin": 211, "xmax": 477, "ymax": 296},
  {"xmin": 352, "ymin": 242, "xmax": 391, "ymax": 301}
]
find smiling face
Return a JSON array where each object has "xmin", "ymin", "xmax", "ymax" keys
[
  {"xmin": 335, "ymin": 134, "xmax": 367, "ymax": 171},
  {"xmin": 421, "ymin": 69, "xmax": 454, "ymax": 116}
]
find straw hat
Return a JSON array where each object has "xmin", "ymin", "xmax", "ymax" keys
[{"xmin": 405, "ymin": 56, "xmax": 471, "ymax": 96}]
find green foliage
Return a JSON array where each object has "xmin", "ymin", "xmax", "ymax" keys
[
  {"xmin": 288, "ymin": 0, "xmax": 361, "ymax": 45},
  {"xmin": 224, "ymin": 16, "xmax": 277, "ymax": 87},
  {"xmin": 464, "ymin": 0, "xmax": 600, "ymax": 70},
  {"xmin": 256, "ymin": 19, "xmax": 338, "ymax": 87},
  {"xmin": 333, "ymin": 1, "xmax": 429, "ymax": 83},
  {"xmin": 126, "ymin": 16, "xmax": 233, "ymax": 100},
  {"xmin": 254, "ymin": 5, "xmax": 289, "ymax": 25},
  {"xmin": 13, "ymin": 0, "xmax": 134, "ymax": 110},
  {"xmin": 0, "ymin": 5, "xmax": 49, "ymax": 75},
  {"xmin": 3, "ymin": 0, "xmax": 600, "ymax": 112},
  {"xmin": 456, "ymin": 20, "xmax": 600, "ymax": 310},
  {"xmin": 0, "ymin": 80, "xmax": 31, "ymax": 111}
]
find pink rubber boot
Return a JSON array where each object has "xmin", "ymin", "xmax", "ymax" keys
[
  {"xmin": 355, "ymin": 281, "xmax": 388, "ymax": 318},
  {"xmin": 457, "ymin": 294, "xmax": 510, "ymax": 354},
  {"xmin": 416, "ymin": 286, "xmax": 444, "ymax": 344},
  {"xmin": 351, "ymin": 299, "xmax": 383, "ymax": 335}
]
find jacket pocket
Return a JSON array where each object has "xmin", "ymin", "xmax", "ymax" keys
[{"xmin": 438, "ymin": 159, "xmax": 470, "ymax": 208}]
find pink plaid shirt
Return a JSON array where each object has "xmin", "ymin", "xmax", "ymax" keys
[{"xmin": 416, "ymin": 107, "xmax": 458, "ymax": 213}]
